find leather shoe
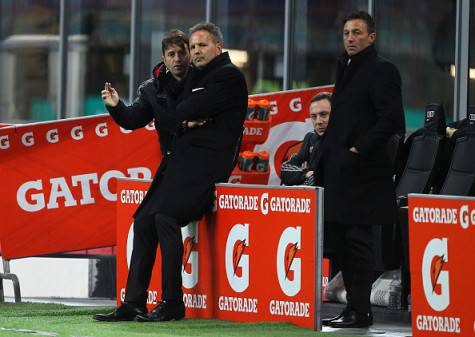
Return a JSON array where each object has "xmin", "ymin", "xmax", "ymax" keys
[
  {"xmin": 322, "ymin": 308, "xmax": 349, "ymax": 326},
  {"xmin": 329, "ymin": 310, "xmax": 373, "ymax": 328},
  {"xmin": 136, "ymin": 300, "xmax": 185, "ymax": 322},
  {"xmin": 93, "ymin": 302, "xmax": 147, "ymax": 322}
]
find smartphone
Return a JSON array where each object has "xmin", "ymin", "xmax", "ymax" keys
[{"xmin": 105, "ymin": 83, "xmax": 113, "ymax": 94}]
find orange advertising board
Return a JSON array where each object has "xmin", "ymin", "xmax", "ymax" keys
[
  {"xmin": 116, "ymin": 179, "xmax": 325, "ymax": 330},
  {"xmin": 409, "ymin": 194, "xmax": 475, "ymax": 336}
]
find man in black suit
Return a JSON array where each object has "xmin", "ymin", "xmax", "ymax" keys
[
  {"xmin": 94, "ymin": 23, "xmax": 247, "ymax": 323},
  {"xmin": 318, "ymin": 11, "xmax": 405, "ymax": 328}
]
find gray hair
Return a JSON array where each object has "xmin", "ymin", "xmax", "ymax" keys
[{"xmin": 189, "ymin": 22, "xmax": 223, "ymax": 44}]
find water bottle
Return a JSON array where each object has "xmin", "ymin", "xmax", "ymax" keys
[{"xmin": 388, "ymin": 273, "xmax": 402, "ymax": 310}]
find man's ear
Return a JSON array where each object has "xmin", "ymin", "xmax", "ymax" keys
[
  {"xmin": 369, "ymin": 32, "xmax": 376, "ymax": 44},
  {"xmin": 216, "ymin": 42, "xmax": 223, "ymax": 54}
]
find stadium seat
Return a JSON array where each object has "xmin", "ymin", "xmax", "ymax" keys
[
  {"xmin": 384, "ymin": 104, "xmax": 448, "ymax": 309},
  {"xmin": 439, "ymin": 108, "xmax": 475, "ymax": 196}
]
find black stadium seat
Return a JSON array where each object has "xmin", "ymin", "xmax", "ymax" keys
[
  {"xmin": 382, "ymin": 104, "xmax": 448, "ymax": 309},
  {"xmin": 395, "ymin": 103, "xmax": 448, "ymax": 199},
  {"xmin": 439, "ymin": 108, "xmax": 475, "ymax": 196}
]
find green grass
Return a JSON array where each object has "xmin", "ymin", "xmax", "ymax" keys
[{"xmin": 0, "ymin": 303, "xmax": 361, "ymax": 337}]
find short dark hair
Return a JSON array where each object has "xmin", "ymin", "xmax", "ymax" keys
[
  {"xmin": 161, "ymin": 29, "xmax": 189, "ymax": 55},
  {"xmin": 189, "ymin": 22, "xmax": 223, "ymax": 44},
  {"xmin": 310, "ymin": 92, "xmax": 332, "ymax": 106},
  {"xmin": 342, "ymin": 10, "xmax": 375, "ymax": 34}
]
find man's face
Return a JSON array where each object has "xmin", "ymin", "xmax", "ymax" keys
[
  {"xmin": 189, "ymin": 30, "xmax": 222, "ymax": 69},
  {"xmin": 309, "ymin": 99, "xmax": 331, "ymax": 136},
  {"xmin": 343, "ymin": 19, "xmax": 376, "ymax": 56},
  {"xmin": 162, "ymin": 43, "xmax": 190, "ymax": 80}
]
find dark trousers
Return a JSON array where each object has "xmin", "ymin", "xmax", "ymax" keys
[
  {"xmin": 326, "ymin": 222, "xmax": 374, "ymax": 315},
  {"xmin": 124, "ymin": 212, "xmax": 184, "ymax": 307}
]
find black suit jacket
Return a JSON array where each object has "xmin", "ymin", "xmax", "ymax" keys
[
  {"xmin": 319, "ymin": 45, "xmax": 405, "ymax": 225},
  {"xmin": 111, "ymin": 52, "xmax": 247, "ymax": 223}
]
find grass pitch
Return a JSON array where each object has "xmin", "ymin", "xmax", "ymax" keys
[{"xmin": 0, "ymin": 302, "xmax": 361, "ymax": 337}]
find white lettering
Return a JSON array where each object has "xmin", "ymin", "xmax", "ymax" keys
[
  {"xmin": 17, "ymin": 180, "xmax": 45, "ymax": 212},
  {"xmin": 416, "ymin": 314, "xmax": 460, "ymax": 333},
  {"xmin": 71, "ymin": 173, "xmax": 98, "ymax": 205},
  {"xmin": 99, "ymin": 170, "xmax": 125, "ymax": 201},
  {"xmin": 16, "ymin": 167, "xmax": 150, "ymax": 212},
  {"xmin": 269, "ymin": 300, "xmax": 309, "ymax": 317},
  {"xmin": 47, "ymin": 177, "xmax": 78, "ymax": 209},
  {"xmin": 218, "ymin": 296, "xmax": 257, "ymax": 313}
]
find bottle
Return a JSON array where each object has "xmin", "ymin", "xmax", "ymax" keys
[
  {"xmin": 246, "ymin": 99, "xmax": 256, "ymax": 120},
  {"xmin": 239, "ymin": 151, "xmax": 255, "ymax": 171},
  {"xmin": 388, "ymin": 272, "xmax": 402, "ymax": 310},
  {"xmin": 255, "ymin": 151, "xmax": 269, "ymax": 172},
  {"xmin": 256, "ymin": 99, "xmax": 270, "ymax": 120}
]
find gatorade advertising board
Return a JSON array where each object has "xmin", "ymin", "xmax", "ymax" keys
[
  {"xmin": 116, "ymin": 179, "xmax": 324, "ymax": 330},
  {"xmin": 0, "ymin": 86, "xmax": 331, "ymax": 260},
  {"xmin": 409, "ymin": 194, "xmax": 475, "ymax": 336}
]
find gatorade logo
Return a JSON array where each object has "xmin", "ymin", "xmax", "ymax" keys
[
  {"xmin": 426, "ymin": 110, "xmax": 435, "ymax": 119},
  {"xmin": 46, "ymin": 129, "xmax": 59, "ymax": 143},
  {"xmin": 71, "ymin": 126, "xmax": 84, "ymax": 140},
  {"xmin": 469, "ymin": 113, "xmax": 475, "ymax": 122},
  {"xmin": 95, "ymin": 122, "xmax": 108, "ymax": 137},
  {"xmin": 182, "ymin": 221, "xmax": 199, "ymax": 289},
  {"xmin": 225, "ymin": 223, "xmax": 249, "ymax": 293},
  {"xmin": 21, "ymin": 132, "xmax": 34, "ymax": 147},
  {"xmin": 289, "ymin": 98, "xmax": 302, "ymax": 112},
  {"xmin": 277, "ymin": 226, "xmax": 301, "ymax": 296},
  {"xmin": 422, "ymin": 238, "xmax": 450, "ymax": 311},
  {"xmin": 0, "ymin": 135, "xmax": 10, "ymax": 149}
]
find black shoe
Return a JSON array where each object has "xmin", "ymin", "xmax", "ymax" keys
[
  {"xmin": 93, "ymin": 302, "xmax": 147, "ymax": 322},
  {"xmin": 322, "ymin": 308, "xmax": 349, "ymax": 326},
  {"xmin": 136, "ymin": 300, "xmax": 185, "ymax": 322},
  {"xmin": 329, "ymin": 310, "xmax": 373, "ymax": 328}
]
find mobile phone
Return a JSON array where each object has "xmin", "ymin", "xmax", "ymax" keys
[{"xmin": 105, "ymin": 83, "xmax": 113, "ymax": 94}]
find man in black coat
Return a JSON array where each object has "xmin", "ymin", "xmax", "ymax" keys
[
  {"xmin": 281, "ymin": 92, "xmax": 331, "ymax": 186},
  {"xmin": 318, "ymin": 11, "xmax": 405, "ymax": 328},
  {"xmin": 94, "ymin": 24, "xmax": 247, "ymax": 323}
]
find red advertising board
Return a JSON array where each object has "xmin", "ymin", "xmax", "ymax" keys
[
  {"xmin": 0, "ymin": 86, "xmax": 332, "ymax": 260},
  {"xmin": 0, "ymin": 116, "xmax": 159, "ymax": 259},
  {"xmin": 409, "ymin": 194, "xmax": 475, "ymax": 336},
  {"xmin": 116, "ymin": 179, "xmax": 325, "ymax": 330}
]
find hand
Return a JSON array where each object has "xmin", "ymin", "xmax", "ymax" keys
[
  {"xmin": 101, "ymin": 82, "xmax": 119, "ymax": 107},
  {"xmin": 349, "ymin": 146, "xmax": 359, "ymax": 154},
  {"xmin": 305, "ymin": 170, "xmax": 314, "ymax": 178},
  {"xmin": 183, "ymin": 119, "xmax": 208, "ymax": 128},
  {"xmin": 446, "ymin": 127, "xmax": 457, "ymax": 138}
]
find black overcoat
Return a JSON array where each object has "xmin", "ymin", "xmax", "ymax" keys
[
  {"xmin": 109, "ymin": 52, "xmax": 248, "ymax": 223},
  {"xmin": 319, "ymin": 45, "xmax": 405, "ymax": 226}
]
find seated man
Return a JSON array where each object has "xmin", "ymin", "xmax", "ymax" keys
[{"xmin": 280, "ymin": 92, "xmax": 331, "ymax": 186}]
